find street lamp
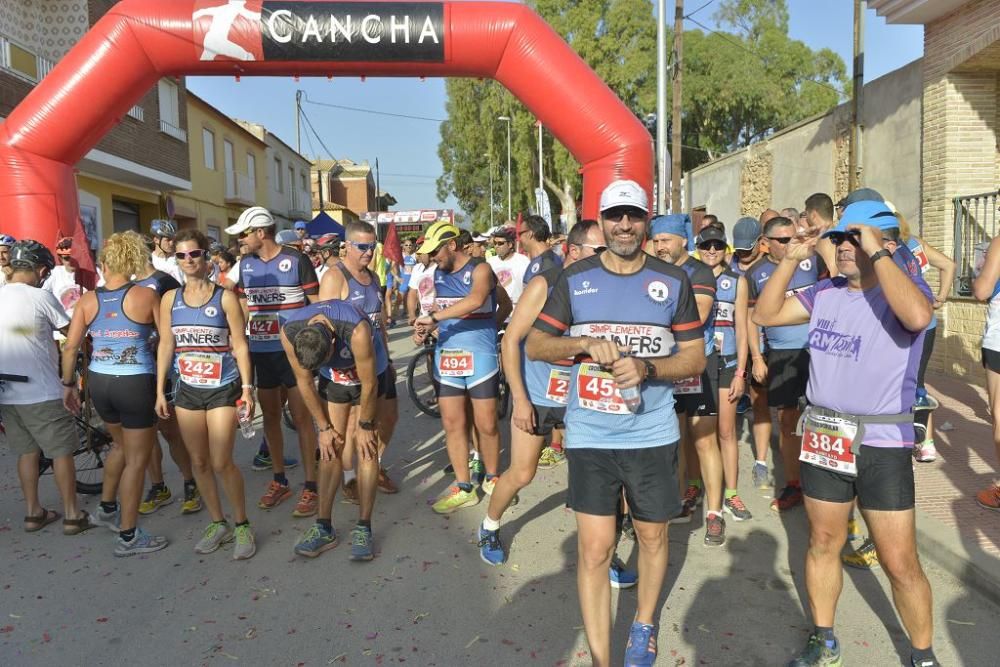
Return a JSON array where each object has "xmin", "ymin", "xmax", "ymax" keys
[
  {"xmin": 498, "ymin": 115, "xmax": 512, "ymax": 221},
  {"xmin": 483, "ymin": 152, "xmax": 494, "ymax": 228}
]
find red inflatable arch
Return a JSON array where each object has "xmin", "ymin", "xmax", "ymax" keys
[{"xmin": 0, "ymin": 0, "xmax": 653, "ymax": 271}]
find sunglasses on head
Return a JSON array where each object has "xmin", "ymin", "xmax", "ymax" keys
[
  {"xmin": 602, "ymin": 206, "xmax": 648, "ymax": 223},
  {"xmin": 175, "ymin": 249, "xmax": 206, "ymax": 260},
  {"xmin": 766, "ymin": 236, "xmax": 792, "ymax": 245},
  {"xmin": 699, "ymin": 241, "xmax": 727, "ymax": 251},
  {"xmin": 826, "ymin": 231, "xmax": 861, "ymax": 247},
  {"xmin": 350, "ymin": 241, "xmax": 377, "ymax": 253}
]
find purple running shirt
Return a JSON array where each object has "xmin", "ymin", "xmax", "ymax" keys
[{"xmin": 796, "ymin": 276, "xmax": 932, "ymax": 447}]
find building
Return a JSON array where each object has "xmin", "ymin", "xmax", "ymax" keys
[
  {"xmin": 168, "ymin": 93, "xmax": 268, "ymax": 240},
  {"xmin": 235, "ymin": 120, "xmax": 312, "ymax": 230},
  {"xmin": 311, "ymin": 158, "xmax": 396, "ymax": 226},
  {"xmin": 0, "ymin": 0, "xmax": 191, "ymax": 248}
]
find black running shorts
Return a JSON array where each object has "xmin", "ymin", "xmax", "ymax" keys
[
  {"xmin": 766, "ymin": 348, "xmax": 810, "ymax": 409},
  {"xmin": 252, "ymin": 351, "xmax": 297, "ymax": 390},
  {"xmin": 801, "ymin": 445, "xmax": 915, "ymax": 511},
  {"xmin": 88, "ymin": 372, "xmax": 157, "ymax": 429},
  {"xmin": 174, "ymin": 380, "xmax": 241, "ymax": 411},
  {"xmin": 531, "ymin": 404, "xmax": 566, "ymax": 437},
  {"xmin": 566, "ymin": 443, "xmax": 681, "ymax": 523},
  {"xmin": 318, "ymin": 369, "xmax": 395, "ymax": 406}
]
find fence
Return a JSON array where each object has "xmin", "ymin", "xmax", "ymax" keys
[{"xmin": 953, "ymin": 190, "xmax": 999, "ymax": 297}]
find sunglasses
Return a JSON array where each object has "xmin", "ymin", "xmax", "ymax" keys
[
  {"xmin": 572, "ymin": 243, "xmax": 607, "ymax": 254},
  {"xmin": 766, "ymin": 236, "xmax": 792, "ymax": 245},
  {"xmin": 826, "ymin": 231, "xmax": 861, "ymax": 247},
  {"xmin": 349, "ymin": 241, "xmax": 377, "ymax": 253},
  {"xmin": 493, "ymin": 240, "xmax": 510, "ymax": 247},
  {"xmin": 175, "ymin": 249, "xmax": 206, "ymax": 260},
  {"xmin": 238, "ymin": 229, "xmax": 255, "ymax": 239},
  {"xmin": 603, "ymin": 206, "xmax": 648, "ymax": 223},
  {"xmin": 699, "ymin": 241, "xmax": 727, "ymax": 251}
]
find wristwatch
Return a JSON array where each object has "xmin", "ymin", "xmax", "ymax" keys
[
  {"xmin": 734, "ymin": 369, "xmax": 748, "ymax": 379},
  {"xmin": 642, "ymin": 359, "xmax": 657, "ymax": 380},
  {"xmin": 359, "ymin": 420, "xmax": 377, "ymax": 431},
  {"xmin": 870, "ymin": 249, "xmax": 891, "ymax": 264},
  {"xmin": 429, "ymin": 312, "xmax": 438, "ymax": 323}
]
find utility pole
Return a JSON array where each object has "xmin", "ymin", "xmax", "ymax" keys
[
  {"xmin": 537, "ymin": 121, "xmax": 543, "ymax": 191},
  {"xmin": 656, "ymin": 0, "xmax": 668, "ymax": 214},
  {"xmin": 849, "ymin": 0, "xmax": 865, "ymax": 191},
  {"xmin": 375, "ymin": 157, "xmax": 381, "ymax": 212},
  {"xmin": 295, "ymin": 90, "xmax": 302, "ymax": 154},
  {"xmin": 498, "ymin": 116, "xmax": 513, "ymax": 221},
  {"xmin": 670, "ymin": 0, "xmax": 683, "ymax": 213}
]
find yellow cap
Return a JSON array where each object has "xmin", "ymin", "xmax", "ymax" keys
[{"xmin": 417, "ymin": 221, "xmax": 460, "ymax": 254}]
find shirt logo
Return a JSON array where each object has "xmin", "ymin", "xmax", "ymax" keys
[
  {"xmin": 573, "ymin": 280, "xmax": 599, "ymax": 296},
  {"xmin": 646, "ymin": 280, "xmax": 669, "ymax": 303},
  {"xmin": 720, "ymin": 278, "xmax": 732, "ymax": 291},
  {"xmin": 278, "ymin": 258, "xmax": 293, "ymax": 273},
  {"xmin": 351, "ymin": 290, "xmax": 363, "ymax": 301},
  {"xmin": 462, "ymin": 271, "xmax": 472, "ymax": 286},
  {"xmin": 810, "ymin": 318, "xmax": 862, "ymax": 360},
  {"xmin": 799, "ymin": 259, "xmax": 812, "ymax": 272},
  {"xmin": 204, "ymin": 306, "xmax": 218, "ymax": 318}
]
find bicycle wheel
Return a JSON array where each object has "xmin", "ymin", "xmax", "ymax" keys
[
  {"xmin": 407, "ymin": 345, "xmax": 441, "ymax": 418},
  {"xmin": 282, "ymin": 403, "xmax": 296, "ymax": 431},
  {"xmin": 74, "ymin": 418, "xmax": 112, "ymax": 495}
]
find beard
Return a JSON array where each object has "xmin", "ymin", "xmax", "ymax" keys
[{"xmin": 608, "ymin": 232, "xmax": 642, "ymax": 258}]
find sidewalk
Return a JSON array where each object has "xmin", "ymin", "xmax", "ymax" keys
[{"xmin": 917, "ymin": 372, "xmax": 1000, "ymax": 605}]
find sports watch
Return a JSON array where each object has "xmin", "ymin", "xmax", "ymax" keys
[
  {"xmin": 642, "ymin": 359, "xmax": 657, "ymax": 380},
  {"xmin": 870, "ymin": 249, "xmax": 891, "ymax": 264},
  {"xmin": 359, "ymin": 420, "xmax": 377, "ymax": 431}
]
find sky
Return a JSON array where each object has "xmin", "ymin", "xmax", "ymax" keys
[{"xmin": 186, "ymin": 1, "xmax": 924, "ymax": 216}]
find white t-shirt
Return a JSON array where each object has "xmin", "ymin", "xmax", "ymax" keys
[
  {"xmin": 487, "ymin": 252, "xmax": 530, "ymax": 305},
  {"xmin": 151, "ymin": 253, "xmax": 182, "ymax": 283},
  {"xmin": 226, "ymin": 260, "xmax": 241, "ymax": 286},
  {"xmin": 0, "ymin": 269, "xmax": 8, "ymax": 288},
  {"xmin": 0, "ymin": 283, "xmax": 70, "ymax": 405},
  {"xmin": 408, "ymin": 262, "xmax": 437, "ymax": 316},
  {"xmin": 42, "ymin": 265, "xmax": 85, "ymax": 315}
]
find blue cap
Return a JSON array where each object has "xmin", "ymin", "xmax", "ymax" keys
[
  {"xmin": 649, "ymin": 214, "xmax": 689, "ymax": 238},
  {"xmin": 294, "ymin": 220, "xmax": 308, "ymax": 230},
  {"xmin": 732, "ymin": 217, "xmax": 761, "ymax": 250},
  {"xmin": 836, "ymin": 188, "xmax": 884, "ymax": 209},
  {"xmin": 822, "ymin": 200, "xmax": 899, "ymax": 237}
]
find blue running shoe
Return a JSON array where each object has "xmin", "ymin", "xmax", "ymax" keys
[
  {"xmin": 736, "ymin": 393, "xmax": 751, "ymax": 415},
  {"xmin": 114, "ymin": 527, "xmax": 168, "ymax": 557},
  {"xmin": 350, "ymin": 525, "xmax": 374, "ymax": 561},
  {"xmin": 609, "ymin": 557, "xmax": 637, "ymax": 589},
  {"xmin": 624, "ymin": 621, "xmax": 657, "ymax": 666},
  {"xmin": 294, "ymin": 524, "xmax": 338, "ymax": 558},
  {"xmin": 478, "ymin": 524, "xmax": 505, "ymax": 566}
]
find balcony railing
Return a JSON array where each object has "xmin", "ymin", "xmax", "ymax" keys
[
  {"xmin": 953, "ymin": 190, "xmax": 999, "ymax": 297},
  {"xmin": 159, "ymin": 119, "xmax": 187, "ymax": 142},
  {"xmin": 127, "ymin": 105, "xmax": 144, "ymax": 122},
  {"xmin": 225, "ymin": 170, "xmax": 257, "ymax": 206},
  {"xmin": 289, "ymin": 187, "xmax": 312, "ymax": 217}
]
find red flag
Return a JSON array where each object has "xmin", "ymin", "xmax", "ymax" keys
[
  {"xmin": 70, "ymin": 215, "xmax": 97, "ymax": 290},
  {"xmin": 383, "ymin": 222, "xmax": 403, "ymax": 265}
]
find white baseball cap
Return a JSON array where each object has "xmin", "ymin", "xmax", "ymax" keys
[
  {"xmin": 599, "ymin": 179, "xmax": 648, "ymax": 213},
  {"xmin": 225, "ymin": 206, "xmax": 275, "ymax": 236}
]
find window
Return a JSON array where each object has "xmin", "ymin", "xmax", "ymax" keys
[
  {"xmin": 273, "ymin": 157, "xmax": 283, "ymax": 192},
  {"xmin": 111, "ymin": 199, "xmax": 140, "ymax": 233},
  {"xmin": 158, "ymin": 79, "xmax": 180, "ymax": 128},
  {"xmin": 247, "ymin": 154, "xmax": 257, "ymax": 190},
  {"xmin": 203, "ymin": 128, "xmax": 216, "ymax": 170},
  {"xmin": 8, "ymin": 42, "xmax": 39, "ymax": 80},
  {"xmin": 206, "ymin": 225, "xmax": 221, "ymax": 241},
  {"xmin": 301, "ymin": 172, "xmax": 308, "ymax": 192},
  {"xmin": 288, "ymin": 166, "xmax": 295, "ymax": 200}
]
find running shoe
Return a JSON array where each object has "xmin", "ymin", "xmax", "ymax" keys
[
  {"xmin": 704, "ymin": 513, "xmax": 726, "ymax": 547},
  {"xmin": 672, "ymin": 485, "xmax": 703, "ymax": 524},
  {"xmin": 114, "ymin": 528, "xmax": 168, "ymax": 557},
  {"xmin": 609, "ymin": 557, "xmax": 637, "ymax": 589},
  {"xmin": 537, "ymin": 446, "xmax": 566, "ymax": 469},
  {"xmin": 911, "ymin": 658, "xmax": 939, "ymax": 667},
  {"xmin": 976, "ymin": 484, "xmax": 1000, "ymax": 511},
  {"xmin": 341, "ymin": 478, "xmax": 360, "ymax": 504},
  {"xmin": 181, "ymin": 485, "xmax": 203, "ymax": 514},
  {"xmin": 914, "ymin": 441, "xmax": 937, "ymax": 463},
  {"xmin": 787, "ymin": 632, "xmax": 842, "ymax": 667},
  {"xmin": 846, "ymin": 517, "xmax": 862, "ymax": 541},
  {"xmin": 251, "ymin": 450, "xmax": 300, "ymax": 471},
  {"xmin": 377, "ymin": 467, "xmax": 399, "ymax": 494},
  {"xmin": 478, "ymin": 524, "xmax": 505, "ymax": 566},
  {"xmin": 138, "ymin": 486, "xmax": 173, "ymax": 515},
  {"xmin": 194, "ymin": 521, "xmax": 233, "ymax": 554},
  {"xmin": 913, "ymin": 393, "xmax": 939, "ymax": 410},
  {"xmin": 292, "ymin": 488, "xmax": 319, "ymax": 517},
  {"xmin": 294, "ymin": 524, "xmax": 338, "ymax": 558},
  {"xmin": 480, "ymin": 476, "xmax": 498, "ymax": 496},
  {"xmin": 623, "ymin": 621, "xmax": 657, "ymax": 667},
  {"xmin": 752, "ymin": 462, "xmax": 771, "ymax": 490},
  {"xmin": 350, "ymin": 525, "xmax": 374, "ymax": 561},
  {"xmin": 770, "ymin": 485, "xmax": 803, "ymax": 512},
  {"xmin": 469, "ymin": 456, "xmax": 486, "ymax": 485},
  {"xmin": 842, "ymin": 538, "xmax": 880, "ymax": 570},
  {"xmin": 94, "ymin": 507, "xmax": 120, "ymax": 532},
  {"xmin": 736, "ymin": 394, "xmax": 751, "ymax": 415},
  {"xmin": 432, "ymin": 485, "xmax": 479, "ymax": 514},
  {"xmin": 232, "ymin": 523, "xmax": 256, "ymax": 560},
  {"xmin": 723, "ymin": 495, "xmax": 753, "ymax": 522},
  {"xmin": 258, "ymin": 481, "xmax": 293, "ymax": 509}
]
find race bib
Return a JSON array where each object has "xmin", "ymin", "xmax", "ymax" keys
[
  {"xmin": 713, "ymin": 331, "xmax": 725, "ymax": 353},
  {"xmin": 330, "ymin": 367, "xmax": 361, "ymax": 385},
  {"xmin": 248, "ymin": 313, "xmax": 280, "ymax": 341},
  {"xmin": 577, "ymin": 363, "xmax": 626, "ymax": 414},
  {"xmin": 674, "ymin": 375, "xmax": 703, "ymax": 395},
  {"xmin": 439, "ymin": 349, "xmax": 474, "ymax": 377},
  {"xmin": 715, "ymin": 301, "xmax": 735, "ymax": 327},
  {"xmin": 545, "ymin": 368, "xmax": 571, "ymax": 405},
  {"xmin": 799, "ymin": 410, "xmax": 858, "ymax": 476},
  {"xmin": 178, "ymin": 352, "xmax": 223, "ymax": 387}
]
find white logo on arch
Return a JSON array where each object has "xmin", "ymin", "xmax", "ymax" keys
[{"xmin": 192, "ymin": 1, "xmax": 261, "ymax": 62}]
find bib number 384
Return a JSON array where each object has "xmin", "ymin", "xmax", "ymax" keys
[
  {"xmin": 439, "ymin": 349, "xmax": 474, "ymax": 377},
  {"xmin": 799, "ymin": 411, "xmax": 858, "ymax": 476}
]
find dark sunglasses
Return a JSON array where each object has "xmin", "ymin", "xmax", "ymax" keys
[
  {"xmin": 572, "ymin": 243, "xmax": 607, "ymax": 255},
  {"xmin": 238, "ymin": 229, "xmax": 254, "ymax": 239},
  {"xmin": 175, "ymin": 249, "xmax": 206, "ymax": 260},
  {"xmin": 699, "ymin": 241, "xmax": 727, "ymax": 252},
  {"xmin": 826, "ymin": 231, "xmax": 861, "ymax": 247},
  {"xmin": 603, "ymin": 206, "xmax": 648, "ymax": 223},
  {"xmin": 349, "ymin": 241, "xmax": 377, "ymax": 253},
  {"xmin": 766, "ymin": 236, "xmax": 792, "ymax": 245},
  {"xmin": 492, "ymin": 240, "xmax": 510, "ymax": 247}
]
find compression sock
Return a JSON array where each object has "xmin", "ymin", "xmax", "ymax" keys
[
  {"xmin": 304, "ymin": 480, "xmax": 318, "ymax": 493},
  {"xmin": 257, "ymin": 438, "xmax": 269, "ymax": 456},
  {"xmin": 273, "ymin": 473, "xmax": 288, "ymax": 486}
]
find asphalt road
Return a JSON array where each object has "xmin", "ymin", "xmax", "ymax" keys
[{"xmin": 0, "ymin": 327, "xmax": 996, "ymax": 666}]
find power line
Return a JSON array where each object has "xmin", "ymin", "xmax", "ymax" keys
[
  {"xmin": 684, "ymin": 0, "xmax": 717, "ymax": 20},
  {"xmin": 300, "ymin": 91, "xmax": 447, "ymax": 123},
  {"xmin": 298, "ymin": 105, "xmax": 340, "ymax": 164}
]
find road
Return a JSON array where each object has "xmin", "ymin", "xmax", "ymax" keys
[{"xmin": 0, "ymin": 327, "xmax": 996, "ymax": 666}]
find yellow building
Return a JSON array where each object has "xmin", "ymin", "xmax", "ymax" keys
[{"xmin": 169, "ymin": 92, "xmax": 268, "ymax": 240}]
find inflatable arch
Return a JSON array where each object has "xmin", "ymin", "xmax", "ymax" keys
[{"xmin": 0, "ymin": 0, "xmax": 654, "ymax": 270}]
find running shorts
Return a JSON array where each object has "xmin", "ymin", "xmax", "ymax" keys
[
  {"xmin": 436, "ymin": 348, "xmax": 499, "ymax": 400},
  {"xmin": 252, "ymin": 351, "xmax": 297, "ymax": 390},
  {"xmin": 174, "ymin": 380, "xmax": 241, "ymax": 411},
  {"xmin": 801, "ymin": 444, "xmax": 915, "ymax": 511},
  {"xmin": 566, "ymin": 443, "xmax": 681, "ymax": 523},
  {"xmin": 88, "ymin": 372, "xmax": 157, "ymax": 429},
  {"xmin": 766, "ymin": 348, "xmax": 810, "ymax": 409}
]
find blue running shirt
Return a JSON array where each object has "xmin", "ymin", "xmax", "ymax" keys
[
  {"xmin": 237, "ymin": 247, "xmax": 319, "ymax": 353},
  {"xmin": 745, "ymin": 255, "xmax": 824, "ymax": 350}
]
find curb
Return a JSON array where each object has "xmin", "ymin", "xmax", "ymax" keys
[{"xmin": 916, "ymin": 509, "xmax": 1000, "ymax": 609}]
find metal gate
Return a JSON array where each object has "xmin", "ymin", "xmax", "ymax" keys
[{"xmin": 953, "ymin": 190, "xmax": 999, "ymax": 297}]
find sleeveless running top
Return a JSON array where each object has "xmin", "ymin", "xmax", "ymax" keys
[
  {"xmin": 713, "ymin": 268, "xmax": 740, "ymax": 357},
  {"xmin": 534, "ymin": 255, "xmax": 703, "ymax": 449},
  {"xmin": 522, "ymin": 266, "xmax": 572, "ymax": 408},
  {"xmin": 745, "ymin": 255, "xmax": 823, "ymax": 350},
  {"xmin": 338, "ymin": 264, "xmax": 384, "ymax": 332},
  {"xmin": 524, "ymin": 249, "xmax": 563, "ymax": 287},
  {"xmin": 433, "ymin": 257, "xmax": 497, "ymax": 352},
  {"xmin": 135, "ymin": 270, "xmax": 180, "ymax": 296},
  {"xmin": 283, "ymin": 300, "xmax": 388, "ymax": 382},
  {"xmin": 236, "ymin": 247, "xmax": 319, "ymax": 353},
  {"xmin": 170, "ymin": 286, "xmax": 239, "ymax": 388},
  {"xmin": 88, "ymin": 284, "xmax": 156, "ymax": 376}
]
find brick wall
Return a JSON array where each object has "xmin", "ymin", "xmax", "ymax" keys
[{"xmin": 921, "ymin": 0, "xmax": 1000, "ymax": 383}]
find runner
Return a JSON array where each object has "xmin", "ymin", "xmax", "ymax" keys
[
  {"xmin": 61, "ymin": 231, "xmax": 168, "ymax": 556},
  {"xmin": 319, "ymin": 220, "xmax": 399, "ymax": 496},
  {"xmin": 649, "ymin": 214, "xmax": 726, "ymax": 546},
  {"xmin": 283, "ymin": 298, "xmax": 388, "ymax": 561},
  {"xmin": 396, "ymin": 237, "xmax": 417, "ymax": 316},
  {"xmin": 487, "ymin": 226, "xmax": 530, "ymax": 306},
  {"xmin": 405, "ymin": 238, "xmax": 436, "ymax": 323},
  {"xmin": 293, "ymin": 220, "xmax": 309, "ymax": 242},
  {"xmin": 753, "ymin": 201, "xmax": 938, "ymax": 667},
  {"xmin": 314, "ymin": 233, "xmax": 342, "ymax": 282},
  {"xmin": 478, "ymin": 219, "xmax": 605, "ymax": 565},
  {"xmin": 526, "ymin": 180, "xmax": 705, "ymax": 667},
  {"xmin": 150, "ymin": 219, "xmax": 181, "ymax": 282},
  {"xmin": 973, "ymin": 234, "xmax": 1000, "ymax": 511},
  {"xmin": 0, "ymin": 240, "xmax": 96, "ymax": 536},
  {"xmin": 227, "ymin": 206, "xmax": 320, "ymax": 515},
  {"xmin": 745, "ymin": 215, "xmax": 825, "ymax": 512},
  {"xmin": 413, "ymin": 221, "xmax": 503, "ymax": 513},
  {"xmin": 803, "ymin": 193, "xmax": 838, "ymax": 274},
  {"xmin": 155, "ymin": 229, "xmax": 256, "ymax": 559},
  {"xmin": 43, "ymin": 237, "xmax": 85, "ymax": 317},
  {"xmin": 520, "ymin": 214, "xmax": 563, "ymax": 285},
  {"xmin": 695, "ymin": 225, "xmax": 753, "ymax": 523},
  {"xmin": 0, "ymin": 233, "xmax": 15, "ymax": 287}
]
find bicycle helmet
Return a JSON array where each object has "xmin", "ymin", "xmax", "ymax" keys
[
  {"xmin": 151, "ymin": 219, "xmax": 177, "ymax": 239},
  {"xmin": 0, "ymin": 234, "xmax": 15, "ymax": 247},
  {"xmin": 316, "ymin": 233, "xmax": 340, "ymax": 248},
  {"xmin": 9, "ymin": 239, "xmax": 55, "ymax": 271},
  {"xmin": 209, "ymin": 241, "xmax": 226, "ymax": 255},
  {"xmin": 56, "ymin": 236, "xmax": 74, "ymax": 257}
]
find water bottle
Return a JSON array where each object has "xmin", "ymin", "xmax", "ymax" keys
[
  {"xmin": 618, "ymin": 383, "xmax": 642, "ymax": 413},
  {"xmin": 236, "ymin": 399, "xmax": 256, "ymax": 439}
]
